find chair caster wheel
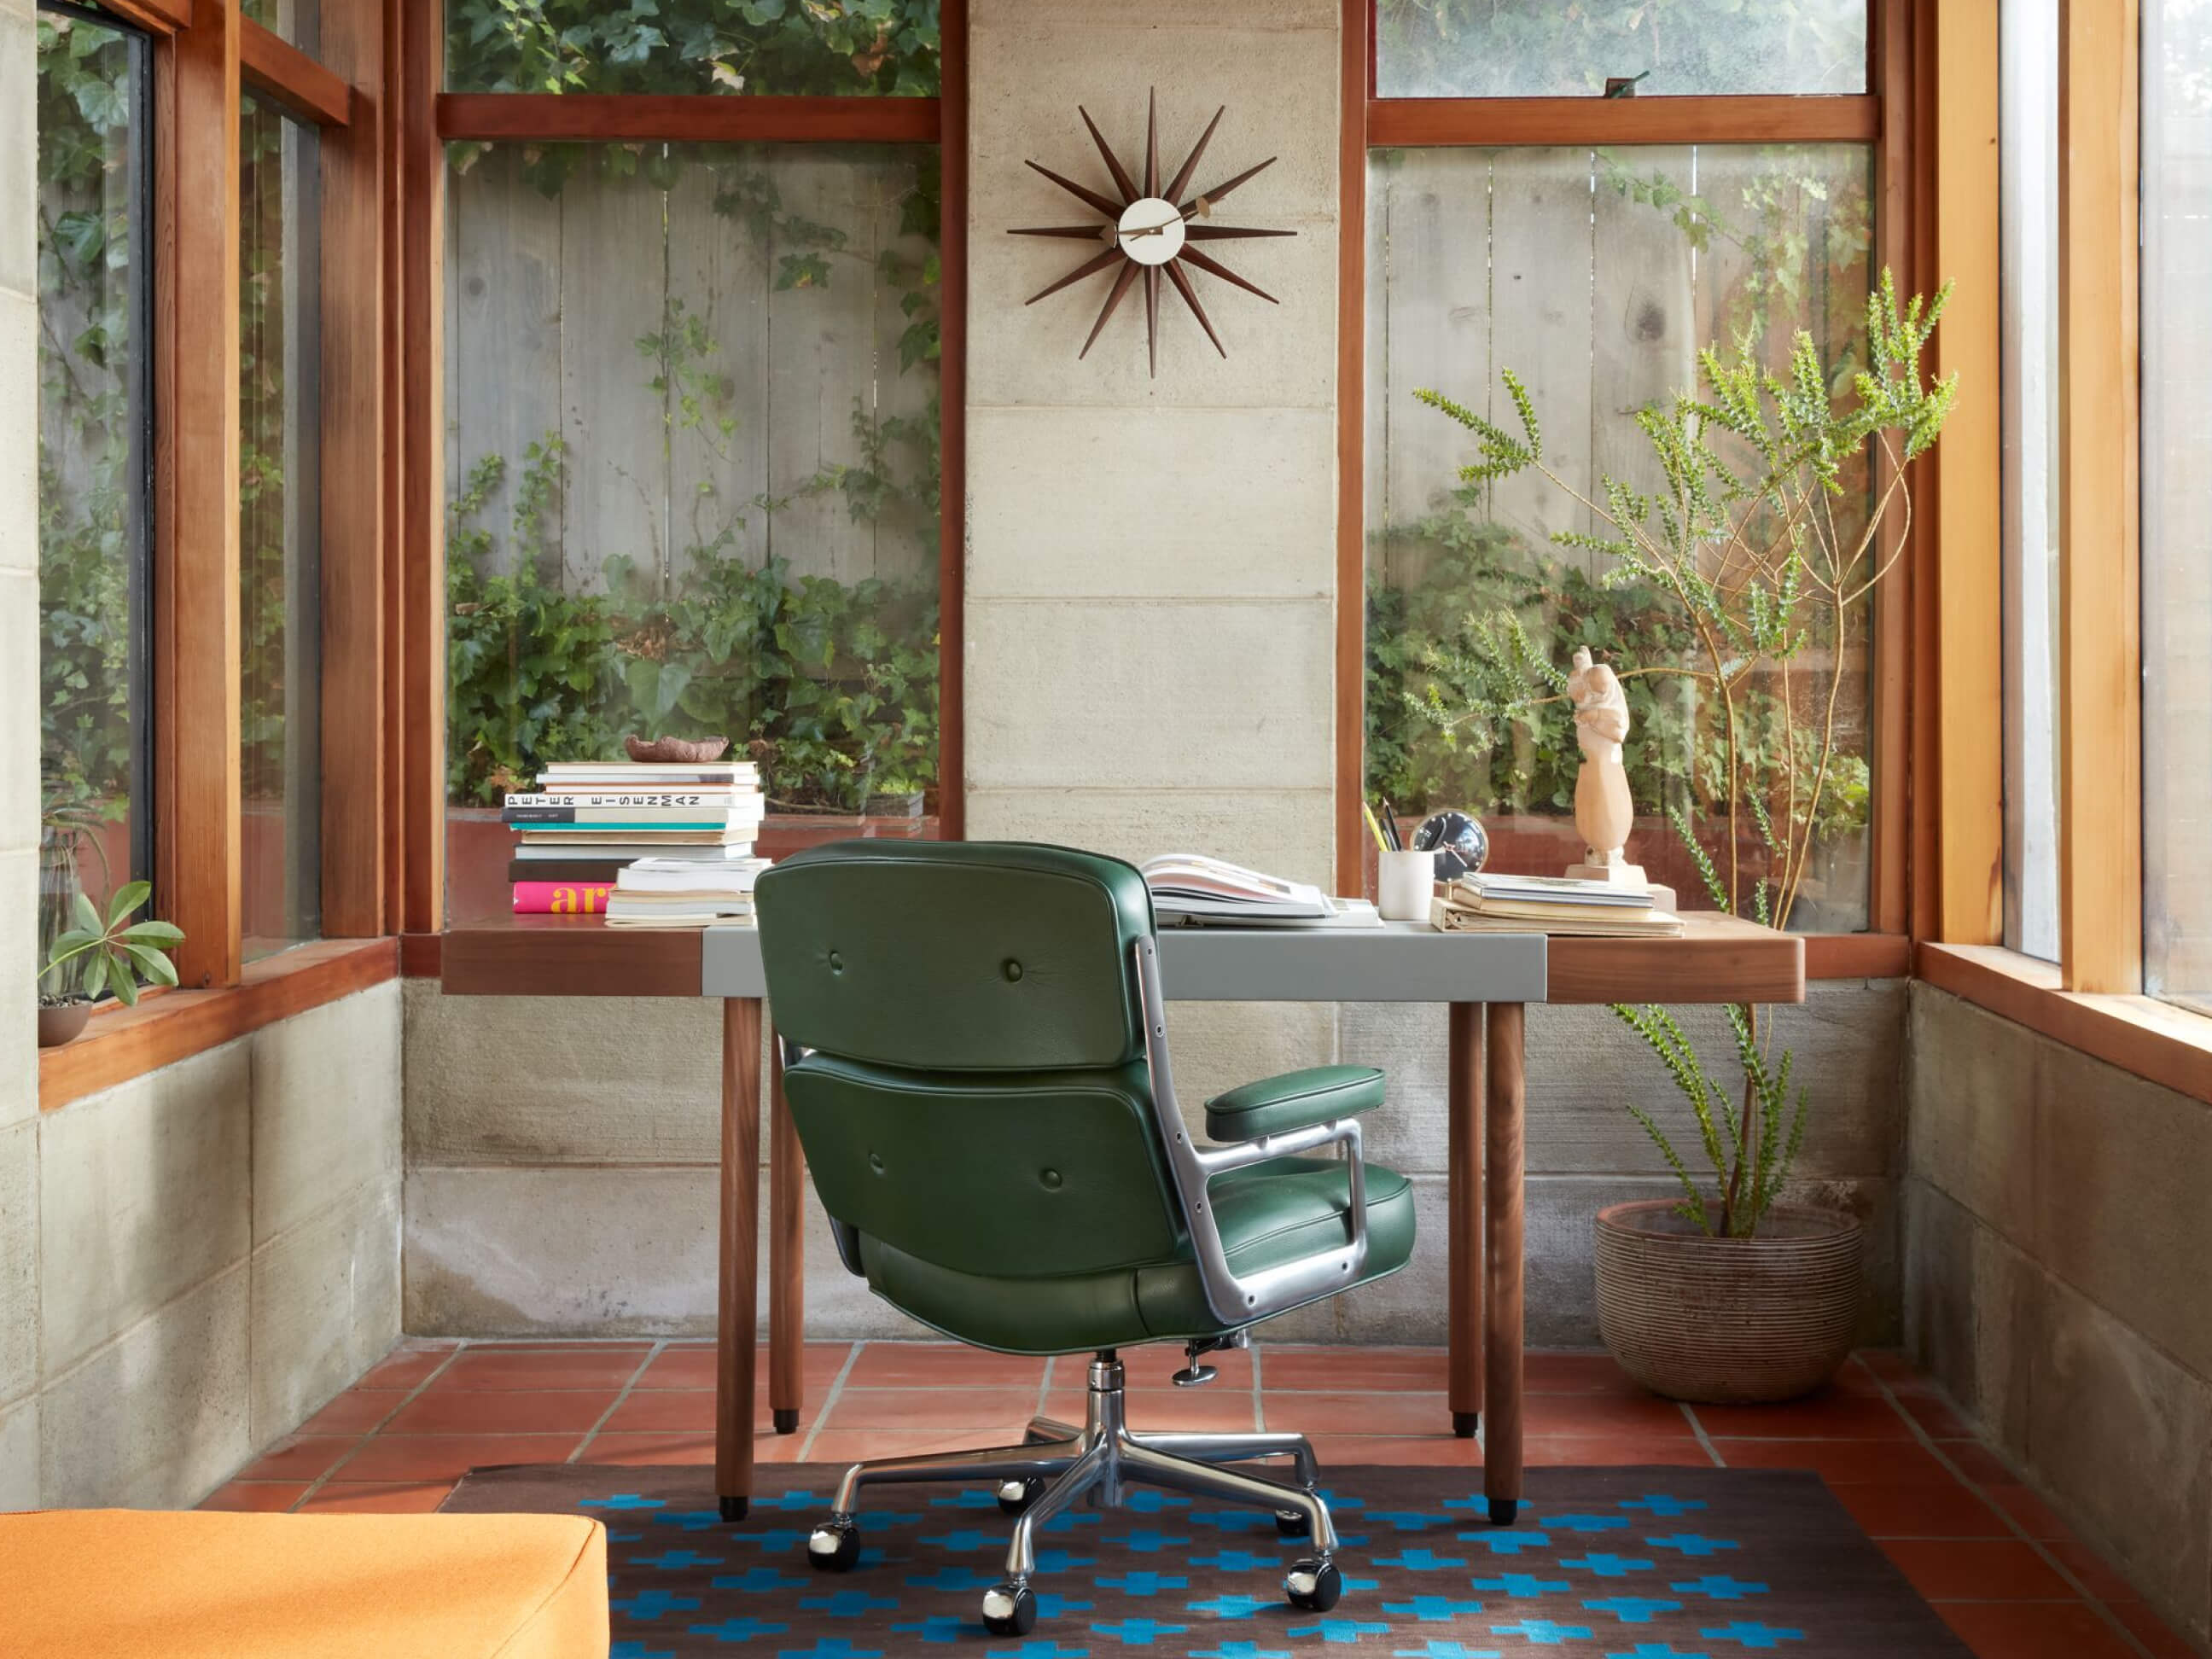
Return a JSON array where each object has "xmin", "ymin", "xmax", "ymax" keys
[
  {"xmin": 1275, "ymin": 1507, "xmax": 1313, "ymax": 1539},
  {"xmin": 982, "ymin": 1580, "xmax": 1038, "ymax": 1638},
  {"xmin": 806, "ymin": 1517, "xmax": 859, "ymax": 1572},
  {"xmin": 719, "ymin": 1496, "xmax": 748, "ymax": 1523},
  {"xmin": 997, "ymin": 1478, "xmax": 1041, "ymax": 1516},
  {"xmin": 1452, "ymin": 1411, "xmax": 1479, "ymax": 1439},
  {"xmin": 773, "ymin": 1408, "xmax": 800, "ymax": 1435},
  {"xmin": 1285, "ymin": 1557, "xmax": 1342, "ymax": 1612},
  {"xmin": 1488, "ymin": 1498, "xmax": 1518, "ymax": 1526}
]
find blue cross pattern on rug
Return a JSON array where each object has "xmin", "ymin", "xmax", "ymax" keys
[{"xmin": 547, "ymin": 1468, "xmax": 1963, "ymax": 1656}]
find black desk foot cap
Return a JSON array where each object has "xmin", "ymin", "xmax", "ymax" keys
[
  {"xmin": 773, "ymin": 1408, "xmax": 800, "ymax": 1435},
  {"xmin": 1488, "ymin": 1498, "xmax": 1518, "ymax": 1526},
  {"xmin": 719, "ymin": 1496, "xmax": 749, "ymax": 1524},
  {"xmin": 1452, "ymin": 1412, "xmax": 1479, "ymax": 1439}
]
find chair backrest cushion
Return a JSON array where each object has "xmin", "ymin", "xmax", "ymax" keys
[{"xmin": 755, "ymin": 841, "xmax": 1155, "ymax": 1071}]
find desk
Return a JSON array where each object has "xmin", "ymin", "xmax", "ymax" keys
[{"xmin": 443, "ymin": 910, "xmax": 1802, "ymax": 1522}]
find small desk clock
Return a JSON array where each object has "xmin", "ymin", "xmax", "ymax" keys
[{"xmin": 1010, "ymin": 90, "xmax": 1294, "ymax": 376}]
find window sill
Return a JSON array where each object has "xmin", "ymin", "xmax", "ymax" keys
[
  {"xmin": 38, "ymin": 936, "xmax": 400, "ymax": 1113},
  {"xmin": 1916, "ymin": 942, "xmax": 2212, "ymax": 1105}
]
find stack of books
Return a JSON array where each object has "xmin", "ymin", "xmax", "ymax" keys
[
  {"xmin": 1431, "ymin": 872, "xmax": 1686, "ymax": 937},
  {"xmin": 505, "ymin": 759, "xmax": 765, "ymax": 914},
  {"xmin": 604, "ymin": 857, "xmax": 771, "ymax": 929}
]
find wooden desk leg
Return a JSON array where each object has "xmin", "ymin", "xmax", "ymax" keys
[
  {"xmin": 717, "ymin": 998, "xmax": 763, "ymax": 1522},
  {"xmin": 1482, "ymin": 1001, "xmax": 1526, "ymax": 1525},
  {"xmin": 768, "ymin": 1029, "xmax": 805, "ymax": 1435},
  {"xmin": 1447, "ymin": 1002, "xmax": 1484, "ymax": 1438}
]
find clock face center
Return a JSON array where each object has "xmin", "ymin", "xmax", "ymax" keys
[{"xmin": 1116, "ymin": 196, "xmax": 1186, "ymax": 266}]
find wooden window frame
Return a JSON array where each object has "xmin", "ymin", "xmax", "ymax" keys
[
  {"xmin": 405, "ymin": 9, "xmax": 969, "ymax": 969},
  {"xmin": 1342, "ymin": 0, "xmax": 1921, "ymax": 981},
  {"xmin": 40, "ymin": 0, "xmax": 399, "ymax": 1107}
]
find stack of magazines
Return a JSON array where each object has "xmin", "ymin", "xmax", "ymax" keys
[
  {"xmin": 1431, "ymin": 872, "xmax": 1685, "ymax": 937},
  {"xmin": 604, "ymin": 856, "xmax": 772, "ymax": 929},
  {"xmin": 1141, "ymin": 853, "xmax": 1382, "ymax": 929}
]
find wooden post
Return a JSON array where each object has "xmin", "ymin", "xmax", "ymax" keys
[
  {"xmin": 1446, "ymin": 1001, "xmax": 1483, "ymax": 1436},
  {"xmin": 768, "ymin": 1028, "xmax": 806, "ymax": 1435},
  {"xmin": 717, "ymin": 998, "xmax": 764, "ymax": 1521},
  {"xmin": 1482, "ymin": 1001, "xmax": 1526, "ymax": 1524}
]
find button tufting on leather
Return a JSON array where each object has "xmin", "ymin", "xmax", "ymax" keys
[
  {"xmin": 1039, "ymin": 1167, "xmax": 1062, "ymax": 1190},
  {"xmin": 828, "ymin": 950, "xmax": 845, "ymax": 973},
  {"xmin": 1002, "ymin": 958, "xmax": 1023, "ymax": 982},
  {"xmin": 867, "ymin": 1151, "xmax": 885, "ymax": 1173}
]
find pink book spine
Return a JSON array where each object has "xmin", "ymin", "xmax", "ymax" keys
[{"xmin": 511, "ymin": 881, "xmax": 615, "ymax": 915}]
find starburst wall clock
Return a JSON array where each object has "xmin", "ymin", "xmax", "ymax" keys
[{"xmin": 1011, "ymin": 90, "xmax": 1294, "ymax": 376}]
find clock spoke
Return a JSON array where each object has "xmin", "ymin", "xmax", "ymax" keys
[
  {"xmin": 1183, "ymin": 225, "xmax": 1298, "ymax": 242},
  {"xmin": 1079, "ymin": 260, "xmax": 1144, "ymax": 359},
  {"xmin": 1025, "ymin": 159, "xmax": 1124, "ymax": 220},
  {"xmin": 1010, "ymin": 224, "xmax": 1116, "ymax": 240},
  {"xmin": 1163, "ymin": 105, "xmax": 1226, "ymax": 206},
  {"xmin": 1144, "ymin": 87, "xmax": 1159, "ymax": 199},
  {"xmin": 1180, "ymin": 155, "xmax": 1277, "ymax": 218},
  {"xmin": 1179, "ymin": 246, "xmax": 1278, "ymax": 305},
  {"xmin": 1164, "ymin": 260, "xmax": 1227, "ymax": 358},
  {"xmin": 1077, "ymin": 105, "xmax": 1139, "ymax": 205},
  {"xmin": 1144, "ymin": 265, "xmax": 1160, "ymax": 380},
  {"xmin": 1027, "ymin": 245, "xmax": 1122, "ymax": 306}
]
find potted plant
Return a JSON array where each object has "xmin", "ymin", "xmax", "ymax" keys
[
  {"xmin": 38, "ymin": 880, "xmax": 184, "ymax": 1047},
  {"xmin": 1415, "ymin": 271, "xmax": 1954, "ymax": 1401}
]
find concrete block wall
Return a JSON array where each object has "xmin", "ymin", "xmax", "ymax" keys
[
  {"xmin": 0, "ymin": 985, "xmax": 403, "ymax": 1509},
  {"xmin": 1906, "ymin": 984, "xmax": 2212, "ymax": 1650}
]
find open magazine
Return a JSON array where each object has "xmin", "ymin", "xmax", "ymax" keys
[{"xmin": 1139, "ymin": 853, "xmax": 1382, "ymax": 928}]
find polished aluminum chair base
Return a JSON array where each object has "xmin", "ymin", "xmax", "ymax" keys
[{"xmin": 803, "ymin": 1353, "xmax": 1345, "ymax": 1638}]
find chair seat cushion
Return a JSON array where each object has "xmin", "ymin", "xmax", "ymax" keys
[
  {"xmin": 0, "ymin": 1510, "xmax": 608, "ymax": 1658},
  {"xmin": 857, "ymin": 1155, "xmax": 1416, "ymax": 1354}
]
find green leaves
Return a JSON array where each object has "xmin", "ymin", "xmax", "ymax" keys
[{"xmin": 41, "ymin": 878, "xmax": 183, "ymax": 1009}]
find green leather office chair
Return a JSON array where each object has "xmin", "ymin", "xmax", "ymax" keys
[{"xmin": 754, "ymin": 841, "xmax": 1417, "ymax": 1638}]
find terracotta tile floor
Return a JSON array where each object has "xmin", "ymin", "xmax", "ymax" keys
[{"xmin": 199, "ymin": 1341, "xmax": 2194, "ymax": 1659}]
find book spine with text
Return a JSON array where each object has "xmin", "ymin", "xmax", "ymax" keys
[
  {"xmin": 505, "ymin": 791, "xmax": 736, "ymax": 809},
  {"xmin": 511, "ymin": 881, "xmax": 617, "ymax": 915}
]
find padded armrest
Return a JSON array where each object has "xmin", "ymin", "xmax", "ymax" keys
[{"xmin": 1204, "ymin": 1065, "xmax": 1385, "ymax": 1143}]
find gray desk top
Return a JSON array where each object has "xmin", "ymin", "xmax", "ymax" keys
[{"xmin": 700, "ymin": 920, "xmax": 1548, "ymax": 1004}]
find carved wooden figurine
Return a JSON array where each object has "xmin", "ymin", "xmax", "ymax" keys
[{"xmin": 1563, "ymin": 649, "xmax": 1674, "ymax": 910}]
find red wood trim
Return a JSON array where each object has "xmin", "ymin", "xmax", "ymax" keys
[
  {"xmin": 1805, "ymin": 933, "xmax": 1912, "ymax": 980},
  {"xmin": 38, "ymin": 939, "xmax": 399, "ymax": 1111},
  {"xmin": 1366, "ymin": 95, "xmax": 1879, "ymax": 148},
  {"xmin": 1870, "ymin": 0, "xmax": 1915, "ymax": 940},
  {"xmin": 435, "ymin": 94, "xmax": 942, "ymax": 145},
  {"xmin": 97, "ymin": 0, "xmax": 191, "ymax": 34},
  {"xmin": 439, "ymin": 916, "xmax": 703, "ymax": 998},
  {"xmin": 400, "ymin": 931, "xmax": 443, "ymax": 976},
  {"xmin": 1918, "ymin": 943, "xmax": 2212, "ymax": 1105},
  {"xmin": 935, "ymin": 0, "xmax": 966, "ymax": 840},
  {"xmin": 241, "ymin": 17, "xmax": 351, "ymax": 127},
  {"xmin": 1335, "ymin": 0, "xmax": 1370, "ymax": 898},
  {"xmin": 1545, "ymin": 913, "xmax": 1807, "ymax": 1005}
]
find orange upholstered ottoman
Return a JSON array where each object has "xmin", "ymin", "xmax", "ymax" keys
[{"xmin": 0, "ymin": 1509, "xmax": 609, "ymax": 1657}]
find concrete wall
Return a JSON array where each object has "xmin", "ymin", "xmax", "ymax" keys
[
  {"xmin": 1906, "ymin": 983, "xmax": 2212, "ymax": 1650},
  {"xmin": 0, "ymin": 985, "xmax": 403, "ymax": 1510},
  {"xmin": 401, "ymin": 0, "xmax": 1912, "ymax": 1348}
]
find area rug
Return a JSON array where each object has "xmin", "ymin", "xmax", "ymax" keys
[{"xmin": 445, "ymin": 1463, "xmax": 1969, "ymax": 1656}]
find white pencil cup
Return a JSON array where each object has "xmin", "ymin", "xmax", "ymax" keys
[{"xmin": 1377, "ymin": 849, "xmax": 1435, "ymax": 923}]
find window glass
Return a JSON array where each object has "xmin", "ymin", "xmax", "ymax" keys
[
  {"xmin": 240, "ymin": 95, "xmax": 323, "ymax": 958},
  {"xmin": 441, "ymin": 142, "xmax": 943, "ymax": 921},
  {"xmin": 1377, "ymin": 0, "xmax": 1867, "ymax": 99},
  {"xmin": 36, "ymin": 4, "xmax": 154, "ymax": 989},
  {"xmin": 2143, "ymin": 0, "xmax": 2212, "ymax": 1009},
  {"xmin": 1365, "ymin": 143, "xmax": 1876, "ymax": 930},
  {"xmin": 445, "ymin": 1, "xmax": 940, "ymax": 96},
  {"xmin": 241, "ymin": 0, "xmax": 318, "ymax": 56},
  {"xmin": 2000, "ymin": 0, "xmax": 2062, "ymax": 961}
]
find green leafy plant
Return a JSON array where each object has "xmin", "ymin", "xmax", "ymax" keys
[
  {"xmin": 40, "ymin": 881, "xmax": 183, "ymax": 1010},
  {"xmin": 1415, "ymin": 271, "xmax": 1955, "ymax": 1236}
]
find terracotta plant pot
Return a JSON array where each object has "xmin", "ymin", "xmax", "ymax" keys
[
  {"xmin": 1594, "ymin": 1198, "xmax": 1862, "ymax": 1403},
  {"xmin": 37, "ymin": 1002, "xmax": 90, "ymax": 1048}
]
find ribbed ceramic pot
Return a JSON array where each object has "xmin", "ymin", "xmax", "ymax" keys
[{"xmin": 1594, "ymin": 1199, "xmax": 1862, "ymax": 1404}]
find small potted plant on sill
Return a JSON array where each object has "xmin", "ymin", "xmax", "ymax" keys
[
  {"xmin": 38, "ymin": 880, "xmax": 184, "ymax": 1048},
  {"xmin": 1414, "ymin": 271, "xmax": 1955, "ymax": 1401}
]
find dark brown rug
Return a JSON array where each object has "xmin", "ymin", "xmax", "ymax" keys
[{"xmin": 445, "ymin": 1463, "xmax": 1970, "ymax": 1656}]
